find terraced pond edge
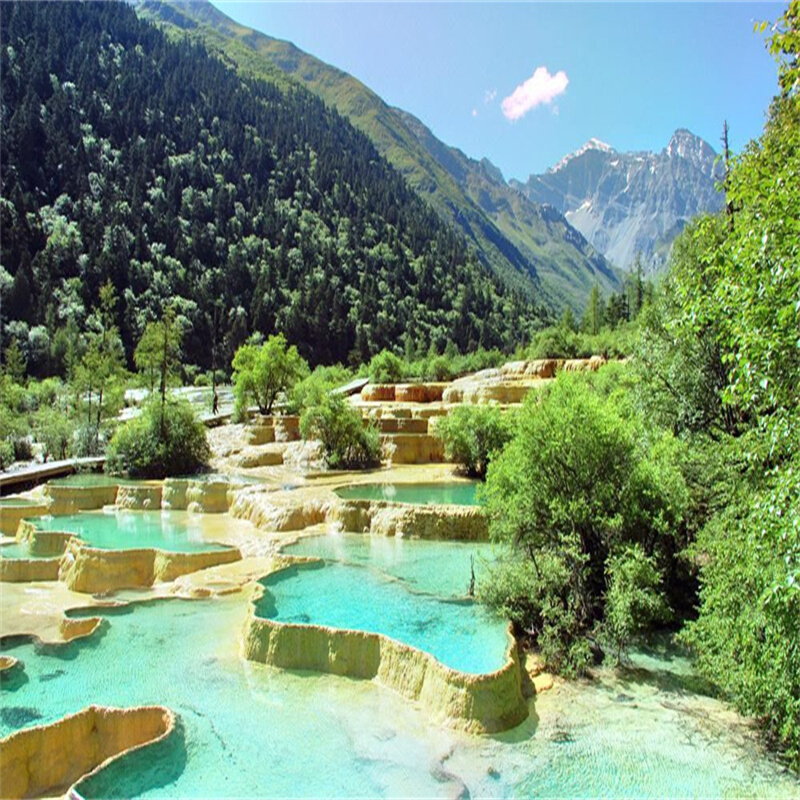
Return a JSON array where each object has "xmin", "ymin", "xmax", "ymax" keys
[{"xmin": 242, "ymin": 563, "xmax": 528, "ymax": 734}]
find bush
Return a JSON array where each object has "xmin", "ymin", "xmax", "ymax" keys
[
  {"xmin": 481, "ymin": 373, "xmax": 687, "ymax": 673},
  {"xmin": 0, "ymin": 439, "xmax": 14, "ymax": 470},
  {"xmin": 73, "ymin": 423, "xmax": 104, "ymax": 458},
  {"xmin": 34, "ymin": 407, "xmax": 74, "ymax": 461},
  {"xmin": 680, "ymin": 448, "xmax": 800, "ymax": 766},
  {"xmin": 300, "ymin": 394, "xmax": 381, "ymax": 469},
  {"xmin": 433, "ymin": 405, "xmax": 514, "ymax": 479},
  {"xmin": 600, "ymin": 545, "xmax": 669, "ymax": 664},
  {"xmin": 368, "ymin": 350, "xmax": 404, "ymax": 383},
  {"xmin": 105, "ymin": 398, "xmax": 210, "ymax": 478},
  {"xmin": 479, "ymin": 550, "xmax": 592, "ymax": 677},
  {"xmin": 289, "ymin": 364, "xmax": 353, "ymax": 415}
]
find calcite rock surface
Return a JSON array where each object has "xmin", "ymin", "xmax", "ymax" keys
[
  {"xmin": 360, "ymin": 384, "xmax": 396, "ymax": 402},
  {"xmin": 115, "ymin": 484, "xmax": 163, "ymax": 510},
  {"xmin": 45, "ymin": 484, "xmax": 119, "ymax": 515},
  {"xmin": 330, "ymin": 500, "xmax": 488, "ymax": 541},
  {"xmin": 0, "ymin": 501, "xmax": 49, "ymax": 536},
  {"xmin": 243, "ymin": 600, "xmax": 527, "ymax": 734},
  {"xmin": 382, "ymin": 433, "xmax": 445, "ymax": 464},
  {"xmin": 58, "ymin": 539, "xmax": 241, "ymax": 594},
  {"xmin": 0, "ymin": 705, "xmax": 175, "ymax": 800}
]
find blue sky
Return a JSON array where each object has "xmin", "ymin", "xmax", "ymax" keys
[{"xmin": 211, "ymin": 1, "xmax": 784, "ymax": 181}]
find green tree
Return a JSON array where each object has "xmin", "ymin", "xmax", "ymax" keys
[
  {"xmin": 581, "ymin": 285, "xmax": 605, "ymax": 336},
  {"xmin": 231, "ymin": 334, "xmax": 308, "ymax": 416},
  {"xmin": 134, "ymin": 305, "xmax": 182, "ymax": 409},
  {"xmin": 71, "ymin": 282, "xmax": 127, "ymax": 453},
  {"xmin": 2, "ymin": 338, "xmax": 27, "ymax": 384},
  {"xmin": 659, "ymin": 2, "xmax": 800, "ymax": 766}
]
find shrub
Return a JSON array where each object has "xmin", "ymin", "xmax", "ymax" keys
[
  {"xmin": 105, "ymin": 398, "xmax": 210, "ymax": 478},
  {"xmin": 433, "ymin": 405, "xmax": 514, "ymax": 479},
  {"xmin": 0, "ymin": 440, "xmax": 14, "ymax": 470},
  {"xmin": 368, "ymin": 350, "xmax": 404, "ymax": 383},
  {"xmin": 300, "ymin": 394, "xmax": 380, "ymax": 469},
  {"xmin": 73, "ymin": 424, "xmax": 104, "ymax": 458},
  {"xmin": 600, "ymin": 545, "xmax": 669, "ymax": 664},
  {"xmin": 478, "ymin": 550, "xmax": 592, "ymax": 677},
  {"xmin": 482, "ymin": 373, "xmax": 687, "ymax": 673},
  {"xmin": 289, "ymin": 364, "xmax": 353, "ymax": 415},
  {"xmin": 34, "ymin": 408, "xmax": 74, "ymax": 461}
]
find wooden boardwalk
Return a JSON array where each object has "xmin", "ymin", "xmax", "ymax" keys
[{"xmin": 0, "ymin": 457, "xmax": 105, "ymax": 496}]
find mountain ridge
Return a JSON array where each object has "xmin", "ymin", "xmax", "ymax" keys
[
  {"xmin": 136, "ymin": 0, "xmax": 620, "ymax": 311},
  {"xmin": 513, "ymin": 129, "xmax": 725, "ymax": 272}
]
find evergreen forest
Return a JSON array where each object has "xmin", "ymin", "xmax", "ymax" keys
[{"xmin": 0, "ymin": 1, "xmax": 538, "ymax": 377}]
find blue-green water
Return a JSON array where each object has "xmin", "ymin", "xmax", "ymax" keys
[
  {"xmin": 31, "ymin": 511, "xmax": 232, "ymax": 554},
  {"xmin": 335, "ymin": 481, "xmax": 479, "ymax": 506},
  {"xmin": 257, "ymin": 561, "xmax": 509, "ymax": 674},
  {"xmin": 1, "ymin": 593, "xmax": 796, "ymax": 799},
  {"xmin": 0, "ymin": 496, "xmax": 42, "ymax": 506},
  {"xmin": 283, "ymin": 533, "xmax": 494, "ymax": 597},
  {"xmin": 49, "ymin": 474, "xmax": 127, "ymax": 487},
  {"xmin": 0, "ymin": 542, "xmax": 55, "ymax": 559}
]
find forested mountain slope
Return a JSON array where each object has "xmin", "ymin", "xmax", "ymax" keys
[
  {"xmin": 0, "ymin": 1, "xmax": 537, "ymax": 373},
  {"xmin": 136, "ymin": 0, "xmax": 619, "ymax": 311}
]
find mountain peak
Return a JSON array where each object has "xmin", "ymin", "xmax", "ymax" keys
[
  {"xmin": 666, "ymin": 128, "xmax": 716, "ymax": 161},
  {"xmin": 522, "ymin": 129, "xmax": 724, "ymax": 272},
  {"xmin": 549, "ymin": 138, "xmax": 616, "ymax": 173}
]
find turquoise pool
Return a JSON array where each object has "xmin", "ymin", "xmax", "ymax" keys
[
  {"xmin": 0, "ymin": 542, "xmax": 54, "ymax": 560},
  {"xmin": 0, "ymin": 497, "xmax": 42, "ymax": 506},
  {"xmin": 256, "ymin": 561, "xmax": 509, "ymax": 674},
  {"xmin": 335, "ymin": 482, "xmax": 480, "ymax": 506},
  {"xmin": 31, "ymin": 511, "xmax": 232, "ymax": 554},
  {"xmin": 1, "ymin": 592, "xmax": 796, "ymax": 799},
  {"xmin": 283, "ymin": 533, "xmax": 494, "ymax": 597},
  {"xmin": 48, "ymin": 474, "xmax": 128, "ymax": 487}
]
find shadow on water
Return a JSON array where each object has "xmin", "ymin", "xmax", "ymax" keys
[
  {"xmin": 75, "ymin": 716, "xmax": 189, "ymax": 799},
  {"xmin": 489, "ymin": 700, "xmax": 540, "ymax": 744},
  {"xmin": 0, "ymin": 661, "xmax": 29, "ymax": 692},
  {"xmin": 614, "ymin": 663, "xmax": 718, "ymax": 699},
  {"xmin": 0, "ymin": 705, "xmax": 42, "ymax": 728},
  {"xmin": 33, "ymin": 619, "xmax": 111, "ymax": 662}
]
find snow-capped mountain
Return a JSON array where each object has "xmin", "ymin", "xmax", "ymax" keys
[{"xmin": 512, "ymin": 130, "xmax": 725, "ymax": 272}]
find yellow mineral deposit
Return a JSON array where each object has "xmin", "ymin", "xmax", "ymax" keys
[
  {"xmin": 0, "ymin": 705, "xmax": 175, "ymax": 800},
  {"xmin": 242, "ymin": 579, "xmax": 527, "ymax": 735}
]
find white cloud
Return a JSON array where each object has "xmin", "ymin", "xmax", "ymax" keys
[
  {"xmin": 472, "ymin": 108, "xmax": 478, "ymax": 117},
  {"xmin": 484, "ymin": 88, "xmax": 497, "ymax": 104},
  {"xmin": 501, "ymin": 67, "xmax": 569, "ymax": 121}
]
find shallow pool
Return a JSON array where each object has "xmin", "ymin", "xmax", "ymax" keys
[
  {"xmin": 0, "ymin": 542, "xmax": 54, "ymax": 560},
  {"xmin": 0, "ymin": 497, "xmax": 42, "ymax": 506},
  {"xmin": 283, "ymin": 532, "xmax": 494, "ymax": 597},
  {"xmin": 31, "ymin": 511, "xmax": 233, "ymax": 554},
  {"xmin": 1, "ymin": 592, "xmax": 796, "ymax": 799},
  {"xmin": 335, "ymin": 481, "xmax": 480, "ymax": 506},
  {"xmin": 48, "ymin": 473, "xmax": 128, "ymax": 488},
  {"xmin": 257, "ymin": 561, "xmax": 509, "ymax": 674}
]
